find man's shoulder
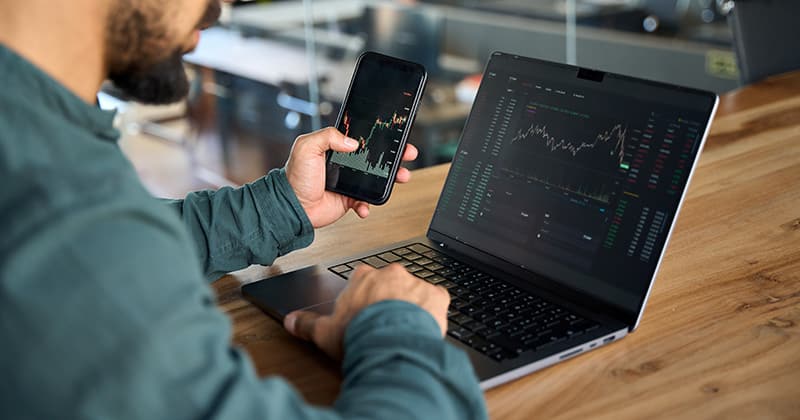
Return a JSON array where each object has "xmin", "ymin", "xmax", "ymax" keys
[
  {"xmin": 0, "ymin": 101, "xmax": 188, "ymax": 270},
  {"xmin": 0, "ymin": 91, "xmax": 118, "ymax": 172}
]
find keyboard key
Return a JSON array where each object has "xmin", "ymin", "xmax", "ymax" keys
[
  {"xmin": 338, "ymin": 269, "xmax": 352, "ymax": 279},
  {"xmin": 488, "ymin": 305, "xmax": 508, "ymax": 316},
  {"xmin": 439, "ymin": 281, "xmax": 457, "ymax": 289},
  {"xmin": 466, "ymin": 335, "xmax": 493, "ymax": 353},
  {"xmin": 378, "ymin": 252, "xmax": 402, "ymax": 263},
  {"xmin": 487, "ymin": 334, "xmax": 525, "ymax": 355},
  {"xmin": 436, "ymin": 267, "xmax": 456, "ymax": 277},
  {"xmin": 450, "ymin": 298, "xmax": 469, "ymax": 309},
  {"xmin": 415, "ymin": 270, "xmax": 434, "ymax": 279},
  {"xmin": 487, "ymin": 318, "xmax": 506, "ymax": 329},
  {"xmin": 565, "ymin": 327, "xmax": 584, "ymax": 338},
  {"xmin": 498, "ymin": 322, "xmax": 523, "ymax": 335},
  {"xmin": 538, "ymin": 335, "xmax": 568, "ymax": 350},
  {"xmin": 330, "ymin": 265, "xmax": 350, "ymax": 274},
  {"xmin": 473, "ymin": 342, "xmax": 498, "ymax": 354},
  {"xmin": 500, "ymin": 311, "xmax": 522, "ymax": 323},
  {"xmin": 363, "ymin": 256, "xmax": 388, "ymax": 268},
  {"xmin": 405, "ymin": 253, "xmax": 422, "ymax": 261},
  {"xmin": 425, "ymin": 275, "xmax": 446, "ymax": 285},
  {"xmin": 496, "ymin": 296, "xmax": 513, "ymax": 306},
  {"xmin": 505, "ymin": 288, "xmax": 523, "ymax": 298},
  {"xmin": 347, "ymin": 260, "xmax": 365, "ymax": 269},
  {"xmin": 463, "ymin": 320, "xmax": 487, "ymax": 333},
  {"xmin": 406, "ymin": 264, "xmax": 423, "ymax": 273},
  {"xmin": 518, "ymin": 331, "xmax": 537, "ymax": 343},
  {"xmin": 415, "ymin": 258, "xmax": 434, "ymax": 266},
  {"xmin": 473, "ymin": 312, "xmax": 495, "ymax": 323},
  {"xmin": 393, "ymin": 247, "xmax": 411, "ymax": 256},
  {"xmin": 451, "ymin": 286, "xmax": 469, "ymax": 296},
  {"xmin": 522, "ymin": 334, "xmax": 554, "ymax": 349},
  {"xmin": 448, "ymin": 327, "xmax": 473, "ymax": 342},
  {"xmin": 431, "ymin": 255, "xmax": 452, "ymax": 264},
  {"xmin": 450, "ymin": 313, "xmax": 472, "ymax": 325},
  {"xmin": 472, "ymin": 283, "xmax": 492, "ymax": 294},
  {"xmin": 485, "ymin": 345, "xmax": 503, "ymax": 357},
  {"xmin": 422, "ymin": 250, "xmax": 439, "ymax": 258},
  {"xmin": 471, "ymin": 298, "xmax": 490, "ymax": 308},
  {"xmin": 425, "ymin": 263, "xmax": 444, "ymax": 272},
  {"xmin": 569, "ymin": 319, "xmax": 599, "ymax": 333},
  {"xmin": 409, "ymin": 244, "xmax": 432, "ymax": 254},
  {"xmin": 462, "ymin": 292, "xmax": 479, "ymax": 302},
  {"xmin": 460, "ymin": 306, "xmax": 480, "ymax": 318},
  {"xmin": 483, "ymin": 289, "xmax": 507, "ymax": 301}
]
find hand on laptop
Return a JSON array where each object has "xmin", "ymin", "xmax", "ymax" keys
[
  {"xmin": 283, "ymin": 263, "xmax": 449, "ymax": 360},
  {"xmin": 285, "ymin": 127, "xmax": 419, "ymax": 228}
]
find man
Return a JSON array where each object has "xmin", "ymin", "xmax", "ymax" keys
[{"xmin": 0, "ymin": 0, "xmax": 487, "ymax": 418}]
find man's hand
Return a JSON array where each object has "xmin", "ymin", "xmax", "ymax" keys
[
  {"xmin": 283, "ymin": 264, "xmax": 450, "ymax": 360},
  {"xmin": 285, "ymin": 127, "xmax": 419, "ymax": 228}
]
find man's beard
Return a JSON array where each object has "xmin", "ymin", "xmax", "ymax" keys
[
  {"xmin": 108, "ymin": 50, "xmax": 189, "ymax": 105},
  {"xmin": 105, "ymin": 0, "xmax": 221, "ymax": 105}
]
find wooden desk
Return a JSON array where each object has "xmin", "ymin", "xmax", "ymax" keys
[{"xmin": 213, "ymin": 71, "xmax": 800, "ymax": 419}]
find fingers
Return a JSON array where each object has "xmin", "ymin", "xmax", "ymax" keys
[
  {"xmin": 350, "ymin": 262, "xmax": 375, "ymax": 280},
  {"xmin": 297, "ymin": 127, "xmax": 358, "ymax": 156},
  {"xmin": 401, "ymin": 144, "xmax": 419, "ymax": 162},
  {"xmin": 343, "ymin": 198, "xmax": 371, "ymax": 219},
  {"xmin": 285, "ymin": 310, "xmax": 343, "ymax": 359},
  {"xmin": 393, "ymin": 144, "xmax": 417, "ymax": 184},
  {"xmin": 284, "ymin": 310, "xmax": 321, "ymax": 341},
  {"xmin": 354, "ymin": 202, "xmax": 370, "ymax": 218},
  {"xmin": 395, "ymin": 167, "xmax": 411, "ymax": 183}
]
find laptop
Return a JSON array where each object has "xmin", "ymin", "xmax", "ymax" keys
[{"xmin": 243, "ymin": 52, "xmax": 718, "ymax": 389}]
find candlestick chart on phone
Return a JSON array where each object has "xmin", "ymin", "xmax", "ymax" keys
[{"xmin": 330, "ymin": 91, "xmax": 414, "ymax": 178}]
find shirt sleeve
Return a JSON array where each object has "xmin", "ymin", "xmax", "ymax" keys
[
  {"xmin": 161, "ymin": 168, "xmax": 314, "ymax": 281},
  {"xmin": 1, "ymin": 197, "xmax": 487, "ymax": 420}
]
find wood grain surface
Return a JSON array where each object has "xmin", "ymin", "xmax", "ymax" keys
[{"xmin": 213, "ymin": 71, "xmax": 800, "ymax": 418}]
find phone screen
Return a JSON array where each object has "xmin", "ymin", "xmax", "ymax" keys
[{"xmin": 325, "ymin": 52, "xmax": 426, "ymax": 204}]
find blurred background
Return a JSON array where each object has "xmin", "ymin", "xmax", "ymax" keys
[{"xmin": 106, "ymin": 0, "xmax": 744, "ymax": 198}]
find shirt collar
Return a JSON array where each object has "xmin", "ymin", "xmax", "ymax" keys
[{"xmin": 0, "ymin": 44, "xmax": 120, "ymax": 142}]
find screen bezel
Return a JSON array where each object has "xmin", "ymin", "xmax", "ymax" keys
[
  {"xmin": 427, "ymin": 52, "xmax": 718, "ymax": 328},
  {"xmin": 325, "ymin": 51, "xmax": 427, "ymax": 205}
]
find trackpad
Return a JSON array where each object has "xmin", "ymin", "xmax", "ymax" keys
[{"xmin": 241, "ymin": 266, "xmax": 347, "ymax": 321}]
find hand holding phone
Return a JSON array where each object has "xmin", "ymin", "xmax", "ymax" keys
[
  {"xmin": 285, "ymin": 128, "xmax": 418, "ymax": 228},
  {"xmin": 325, "ymin": 52, "xmax": 427, "ymax": 205}
]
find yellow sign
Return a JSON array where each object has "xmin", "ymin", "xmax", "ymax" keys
[{"xmin": 706, "ymin": 50, "xmax": 740, "ymax": 80}]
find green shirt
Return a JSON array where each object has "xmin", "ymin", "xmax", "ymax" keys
[{"xmin": 0, "ymin": 45, "xmax": 486, "ymax": 419}]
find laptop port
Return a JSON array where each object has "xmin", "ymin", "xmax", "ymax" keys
[
  {"xmin": 559, "ymin": 348, "xmax": 583, "ymax": 360},
  {"xmin": 603, "ymin": 335, "xmax": 615, "ymax": 343}
]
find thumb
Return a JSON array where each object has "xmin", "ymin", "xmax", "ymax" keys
[
  {"xmin": 284, "ymin": 310, "xmax": 321, "ymax": 341},
  {"xmin": 304, "ymin": 127, "xmax": 359, "ymax": 155}
]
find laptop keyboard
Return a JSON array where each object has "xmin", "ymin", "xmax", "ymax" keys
[{"xmin": 329, "ymin": 243, "xmax": 599, "ymax": 362}]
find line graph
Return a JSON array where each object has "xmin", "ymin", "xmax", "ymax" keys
[
  {"xmin": 510, "ymin": 123, "xmax": 627, "ymax": 166},
  {"xmin": 331, "ymin": 110, "xmax": 408, "ymax": 178},
  {"xmin": 499, "ymin": 97, "xmax": 629, "ymax": 204}
]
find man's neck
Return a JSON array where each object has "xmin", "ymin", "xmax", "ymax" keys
[{"xmin": 0, "ymin": 1, "xmax": 108, "ymax": 104}]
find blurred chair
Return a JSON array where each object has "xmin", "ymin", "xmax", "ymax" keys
[{"xmin": 726, "ymin": 0, "xmax": 800, "ymax": 84}]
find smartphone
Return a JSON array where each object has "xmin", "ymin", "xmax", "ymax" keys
[{"xmin": 325, "ymin": 51, "xmax": 427, "ymax": 205}]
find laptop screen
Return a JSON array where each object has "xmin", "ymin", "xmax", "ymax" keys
[{"xmin": 430, "ymin": 52, "xmax": 717, "ymax": 314}]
